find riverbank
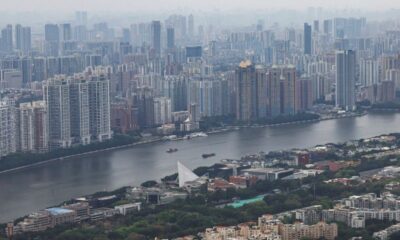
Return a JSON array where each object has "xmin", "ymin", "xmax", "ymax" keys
[
  {"xmin": 0, "ymin": 137, "xmax": 163, "ymax": 175},
  {"xmin": 6, "ymin": 130, "xmax": 400, "ymax": 239},
  {"xmin": 0, "ymin": 111, "xmax": 366, "ymax": 175},
  {"xmin": 1, "ymin": 112, "xmax": 400, "ymax": 223}
]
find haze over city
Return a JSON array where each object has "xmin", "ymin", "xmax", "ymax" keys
[
  {"xmin": 3, "ymin": 0, "xmax": 400, "ymax": 239},
  {"xmin": 2, "ymin": 0, "xmax": 400, "ymax": 12}
]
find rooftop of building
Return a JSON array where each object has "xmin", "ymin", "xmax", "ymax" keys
[{"xmin": 46, "ymin": 207, "xmax": 74, "ymax": 215}]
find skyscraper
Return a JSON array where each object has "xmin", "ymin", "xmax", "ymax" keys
[
  {"xmin": 15, "ymin": 25, "xmax": 31, "ymax": 53},
  {"xmin": 304, "ymin": 23, "xmax": 312, "ymax": 55},
  {"xmin": 18, "ymin": 101, "xmax": 48, "ymax": 153},
  {"xmin": 43, "ymin": 76, "xmax": 72, "ymax": 149},
  {"xmin": 1, "ymin": 25, "xmax": 13, "ymax": 53},
  {"xmin": 45, "ymin": 24, "xmax": 60, "ymax": 56},
  {"xmin": 336, "ymin": 50, "xmax": 356, "ymax": 111},
  {"xmin": 295, "ymin": 76, "xmax": 313, "ymax": 113},
  {"xmin": 75, "ymin": 11, "xmax": 88, "ymax": 26},
  {"xmin": 43, "ymin": 73, "xmax": 112, "ymax": 149},
  {"xmin": 235, "ymin": 60, "xmax": 267, "ymax": 121},
  {"xmin": 88, "ymin": 74, "xmax": 112, "ymax": 142},
  {"xmin": 15, "ymin": 24, "xmax": 22, "ymax": 50},
  {"xmin": 0, "ymin": 99, "xmax": 16, "ymax": 157},
  {"xmin": 151, "ymin": 21, "xmax": 161, "ymax": 56},
  {"xmin": 60, "ymin": 23, "xmax": 72, "ymax": 41},
  {"xmin": 167, "ymin": 27, "xmax": 175, "ymax": 49},
  {"xmin": 69, "ymin": 76, "xmax": 91, "ymax": 145},
  {"xmin": 188, "ymin": 14, "xmax": 194, "ymax": 39},
  {"xmin": 153, "ymin": 97, "xmax": 172, "ymax": 125},
  {"xmin": 45, "ymin": 24, "xmax": 60, "ymax": 42},
  {"xmin": 267, "ymin": 65, "xmax": 296, "ymax": 117}
]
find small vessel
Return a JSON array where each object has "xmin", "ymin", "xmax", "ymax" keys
[
  {"xmin": 166, "ymin": 148, "xmax": 178, "ymax": 153},
  {"xmin": 202, "ymin": 153, "xmax": 216, "ymax": 158}
]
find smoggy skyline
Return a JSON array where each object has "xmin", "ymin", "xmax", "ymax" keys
[{"xmin": 2, "ymin": 0, "xmax": 400, "ymax": 13}]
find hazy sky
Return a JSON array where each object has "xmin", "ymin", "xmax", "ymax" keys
[{"xmin": 2, "ymin": 0, "xmax": 400, "ymax": 12}]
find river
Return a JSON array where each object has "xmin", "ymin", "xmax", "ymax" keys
[{"xmin": 1, "ymin": 112, "xmax": 400, "ymax": 222}]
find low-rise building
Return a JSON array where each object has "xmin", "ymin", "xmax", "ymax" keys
[{"xmin": 115, "ymin": 202, "xmax": 141, "ymax": 215}]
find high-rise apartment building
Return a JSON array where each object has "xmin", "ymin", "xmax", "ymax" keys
[
  {"xmin": 336, "ymin": 50, "xmax": 356, "ymax": 111},
  {"xmin": 295, "ymin": 76, "xmax": 313, "ymax": 112},
  {"xmin": 0, "ymin": 99, "xmax": 16, "ymax": 157},
  {"xmin": 267, "ymin": 65, "xmax": 296, "ymax": 117},
  {"xmin": 88, "ymin": 74, "xmax": 112, "ymax": 142},
  {"xmin": 69, "ymin": 76, "xmax": 91, "ymax": 145},
  {"xmin": 43, "ymin": 76, "xmax": 73, "ymax": 149},
  {"xmin": 235, "ymin": 60, "xmax": 267, "ymax": 121},
  {"xmin": 153, "ymin": 97, "xmax": 172, "ymax": 125},
  {"xmin": 19, "ymin": 101, "xmax": 48, "ymax": 153}
]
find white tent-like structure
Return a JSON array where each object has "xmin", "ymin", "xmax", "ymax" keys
[{"xmin": 177, "ymin": 161, "xmax": 199, "ymax": 187}]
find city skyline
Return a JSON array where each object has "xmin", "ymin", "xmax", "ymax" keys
[{"xmin": 3, "ymin": 1, "xmax": 400, "ymax": 239}]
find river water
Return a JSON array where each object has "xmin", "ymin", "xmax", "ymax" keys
[{"xmin": 1, "ymin": 112, "xmax": 399, "ymax": 222}]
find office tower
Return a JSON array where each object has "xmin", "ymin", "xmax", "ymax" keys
[
  {"xmin": 336, "ymin": 50, "xmax": 356, "ymax": 111},
  {"xmin": 256, "ymin": 19, "xmax": 264, "ymax": 31},
  {"xmin": 73, "ymin": 25, "xmax": 87, "ymax": 42},
  {"xmin": 15, "ymin": 24, "xmax": 22, "ymax": 50},
  {"xmin": 88, "ymin": 74, "xmax": 112, "ymax": 142},
  {"xmin": 304, "ymin": 23, "xmax": 312, "ymax": 55},
  {"xmin": 188, "ymin": 14, "xmax": 194, "ymax": 39},
  {"xmin": 0, "ymin": 99, "xmax": 17, "ymax": 157},
  {"xmin": 235, "ymin": 60, "xmax": 267, "ymax": 121},
  {"xmin": 1, "ymin": 25, "xmax": 13, "ymax": 53},
  {"xmin": 15, "ymin": 25, "xmax": 31, "ymax": 53},
  {"xmin": 43, "ymin": 76, "xmax": 72, "ymax": 149},
  {"xmin": 45, "ymin": 24, "xmax": 60, "ymax": 56},
  {"xmin": 18, "ymin": 101, "xmax": 48, "ymax": 153},
  {"xmin": 45, "ymin": 24, "xmax": 59, "ymax": 42},
  {"xmin": 333, "ymin": 17, "xmax": 366, "ymax": 38},
  {"xmin": 60, "ymin": 23, "xmax": 72, "ymax": 41},
  {"xmin": 75, "ymin": 11, "xmax": 88, "ymax": 26},
  {"xmin": 313, "ymin": 20, "xmax": 319, "ymax": 33},
  {"xmin": 151, "ymin": 21, "xmax": 161, "ymax": 56},
  {"xmin": 267, "ymin": 65, "xmax": 296, "ymax": 117},
  {"xmin": 167, "ymin": 27, "xmax": 175, "ymax": 49},
  {"xmin": 122, "ymin": 28, "xmax": 131, "ymax": 43},
  {"xmin": 153, "ymin": 97, "xmax": 172, "ymax": 125},
  {"xmin": 69, "ymin": 76, "xmax": 91, "ymax": 145},
  {"xmin": 323, "ymin": 19, "xmax": 332, "ymax": 35},
  {"xmin": 21, "ymin": 27, "xmax": 31, "ymax": 53}
]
